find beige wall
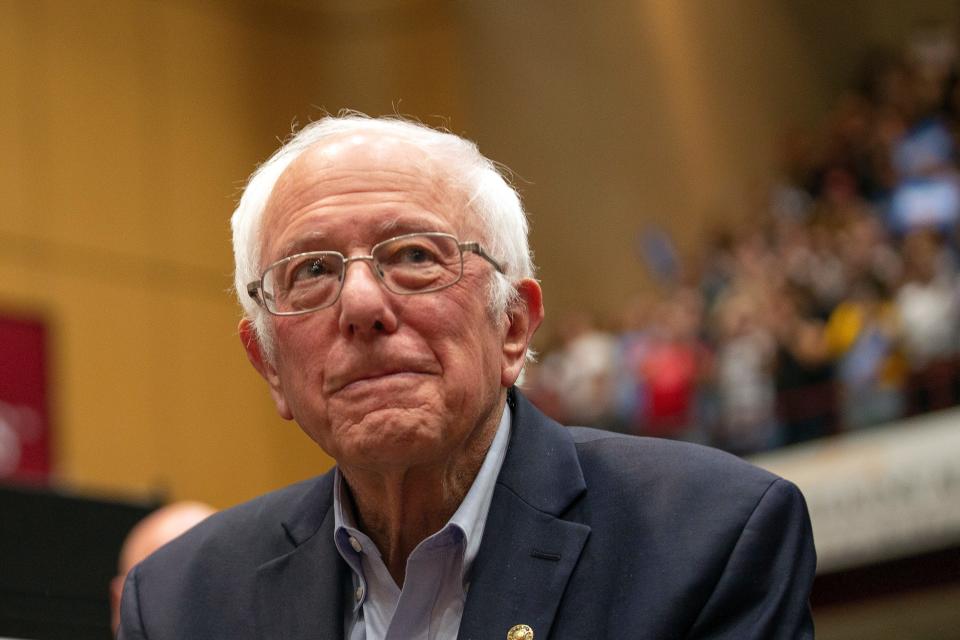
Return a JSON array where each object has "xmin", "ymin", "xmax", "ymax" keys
[
  {"xmin": 0, "ymin": 0, "xmax": 464, "ymax": 506},
  {"xmin": 457, "ymin": 0, "xmax": 826, "ymax": 335},
  {"xmin": 1, "ymin": 0, "xmax": 955, "ymax": 507}
]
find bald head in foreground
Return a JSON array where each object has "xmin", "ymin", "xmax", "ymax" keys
[
  {"xmin": 119, "ymin": 115, "xmax": 815, "ymax": 639},
  {"xmin": 110, "ymin": 501, "xmax": 214, "ymax": 634}
]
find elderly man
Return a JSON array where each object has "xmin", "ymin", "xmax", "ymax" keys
[{"xmin": 119, "ymin": 115, "xmax": 815, "ymax": 639}]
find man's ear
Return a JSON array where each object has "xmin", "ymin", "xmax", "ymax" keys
[
  {"xmin": 501, "ymin": 278, "xmax": 544, "ymax": 387},
  {"xmin": 238, "ymin": 318, "xmax": 293, "ymax": 420}
]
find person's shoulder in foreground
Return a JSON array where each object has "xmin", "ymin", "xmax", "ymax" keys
[{"xmin": 119, "ymin": 475, "xmax": 336, "ymax": 638}]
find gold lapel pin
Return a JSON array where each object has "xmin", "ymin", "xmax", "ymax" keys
[{"xmin": 507, "ymin": 624, "xmax": 534, "ymax": 640}]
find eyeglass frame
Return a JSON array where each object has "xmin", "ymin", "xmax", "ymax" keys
[{"xmin": 246, "ymin": 231, "xmax": 505, "ymax": 316}]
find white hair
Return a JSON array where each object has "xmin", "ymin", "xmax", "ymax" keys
[{"xmin": 230, "ymin": 113, "xmax": 536, "ymax": 360}]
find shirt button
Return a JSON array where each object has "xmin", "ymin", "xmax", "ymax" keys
[
  {"xmin": 349, "ymin": 536, "xmax": 363, "ymax": 553},
  {"xmin": 355, "ymin": 586, "xmax": 364, "ymax": 602}
]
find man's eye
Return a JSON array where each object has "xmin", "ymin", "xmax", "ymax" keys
[
  {"xmin": 394, "ymin": 245, "xmax": 438, "ymax": 265},
  {"xmin": 291, "ymin": 257, "xmax": 334, "ymax": 282}
]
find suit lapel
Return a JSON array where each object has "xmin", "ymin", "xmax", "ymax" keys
[
  {"xmin": 254, "ymin": 474, "xmax": 346, "ymax": 640},
  {"xmin": 458, "ymin": 390, "xmax": 590, "ymax": 640},
  {"xmin": 251, "ymin": 391, "xmax": 587, "ymax": 640}
]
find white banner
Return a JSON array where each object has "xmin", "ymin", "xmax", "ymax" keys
[{"xmin": 750, "ymin": 408, "xmax": 960, "ymax": 573}]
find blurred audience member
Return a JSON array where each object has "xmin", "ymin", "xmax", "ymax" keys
[
  {"xmin": 711, "ymin": 290, "xmax": 778, "ymax": 455},
  {"xmin": 638, "ymin": 290, "xmax": 711, "ymax": 443},
  {"xmin": 535, "ymin": 312, "xmax": 618, "ymax": 428},
  {"xmin": 610, "ymin": 295, "xmax": 655, "ymax": 434},
  {"xmin": 897, "ymin": 228, "xmax": 960, "ymax": 413},
  {"xmin": 824, "ymin": 276, "xmax": 906, "ymax": 429},
  {"xmin": 110, "ymin": 501, "xmax": 215, "ymax": 635},
  {"xmin": 770, "ymin": 285, "xmax": 835, "ymax": 445}
]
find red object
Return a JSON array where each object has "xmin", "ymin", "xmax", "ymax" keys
[
  {"xmin": 0, "ymin": 315, "xmax": 51, "ymax": 484},
  {"xmin": 641, "ymin": 342, "xmax": 699, "ymax": 436}
]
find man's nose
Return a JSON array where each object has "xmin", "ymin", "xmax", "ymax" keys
[{"xmin": 337, "ymin": 257, "xmax": 398, "ymax": 337}]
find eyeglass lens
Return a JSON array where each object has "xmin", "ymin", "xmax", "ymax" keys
[{"xmin": 262, "ymin": 233, "xmax": 464, "ymax": 313}]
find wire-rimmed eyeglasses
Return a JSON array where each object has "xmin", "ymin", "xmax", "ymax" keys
[{"xmin": 246, "ymin": 232, "xmax": 504, "ymax": 316}]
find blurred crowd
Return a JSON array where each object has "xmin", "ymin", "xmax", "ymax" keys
[{"xmin": 524, "ymin": 26, "xmax": 960, "ymax": 456}]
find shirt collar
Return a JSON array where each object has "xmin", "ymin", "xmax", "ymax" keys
[
  {"xmin": 333, "ymin": 401, "xmax": 512, "ymax": 582},
  {"xmin": 447, "ymin": 402, "xmax": 512, "ymax": 579}
]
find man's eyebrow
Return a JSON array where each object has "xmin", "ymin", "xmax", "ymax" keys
[
  {"xmin": 277, "ymin": 215, "xmax": 448, "ymax": 257},
  {"xmin": 376, "ymin": 218, "xmax": 402, "ymax": 235},
  {"xmin": 375, "ymin": 216, "xmax": 446, "ymax": 236},
  {"xmin": 280, "ymin": 232, "xmax": 328, "ymax": 257}
]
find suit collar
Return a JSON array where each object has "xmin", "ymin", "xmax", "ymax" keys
[
  {"xmin": 281, "ymin": 472, "xmax": 335, "ymax": 546},
  {"xmin": 255, "ymin": 472, "xmax": 347, "ymax": 640},
  {"xmin": 458, "ymin": 388, "xmax": 590, "ymax": 640},
  {"xmin": 497, "ymin": 387, "xmax": 587, "ymax": 514}
]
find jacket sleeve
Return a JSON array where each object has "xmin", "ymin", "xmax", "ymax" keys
[
  {"xmin": 685, "ymin": 478, "xmax": 817, "ymax": 639},
  {"xmin": 117, "ymin": 564, "xmax": 149, "ymax": 640}
]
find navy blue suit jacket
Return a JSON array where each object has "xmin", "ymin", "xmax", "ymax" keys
[{"xmin": 120, "ymin": 390, "xmax": 816, "ymax": 639}]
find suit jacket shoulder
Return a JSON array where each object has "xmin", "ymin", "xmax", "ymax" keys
[
  {"xmin": 568, "ymin": 426, "xmax": 789, "ymax": 545},
  {"xmin": 121, "ymin": 390, "xmax": 815, "ymax": 640},
  {"xmin": 459, "ymin": 391, "xmax": 814, "ymax": 639}
]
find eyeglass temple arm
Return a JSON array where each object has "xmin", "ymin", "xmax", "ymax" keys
[
  {"xmin": 246, "ymin": 281, "xmax": 276, "ymax": 306},
  {"xmin": 461, "ymin": 242, "xmax": 505, "ymax": 274}
]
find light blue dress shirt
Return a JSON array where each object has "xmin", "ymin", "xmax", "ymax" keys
[{"xmin": 333, "ymin": 404, "xmax": 512, "ymax": 640}]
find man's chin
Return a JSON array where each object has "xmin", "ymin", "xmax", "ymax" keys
[
  {"xmin": 326, "ymin": 404, "xmax": 446, "ymax": 462},
  {"xmin": 339, "ymin": 433, "xmax": 449, "ymax": 473}
]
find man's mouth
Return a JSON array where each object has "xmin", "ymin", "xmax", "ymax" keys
[{"xmin": 329, "ymin": 367, "xmax": 434, "ymax": 394}]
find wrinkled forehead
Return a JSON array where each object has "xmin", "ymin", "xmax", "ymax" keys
[{"xmin": 261, "ymin": 133, "xmax": 475, "ymax": 250}]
